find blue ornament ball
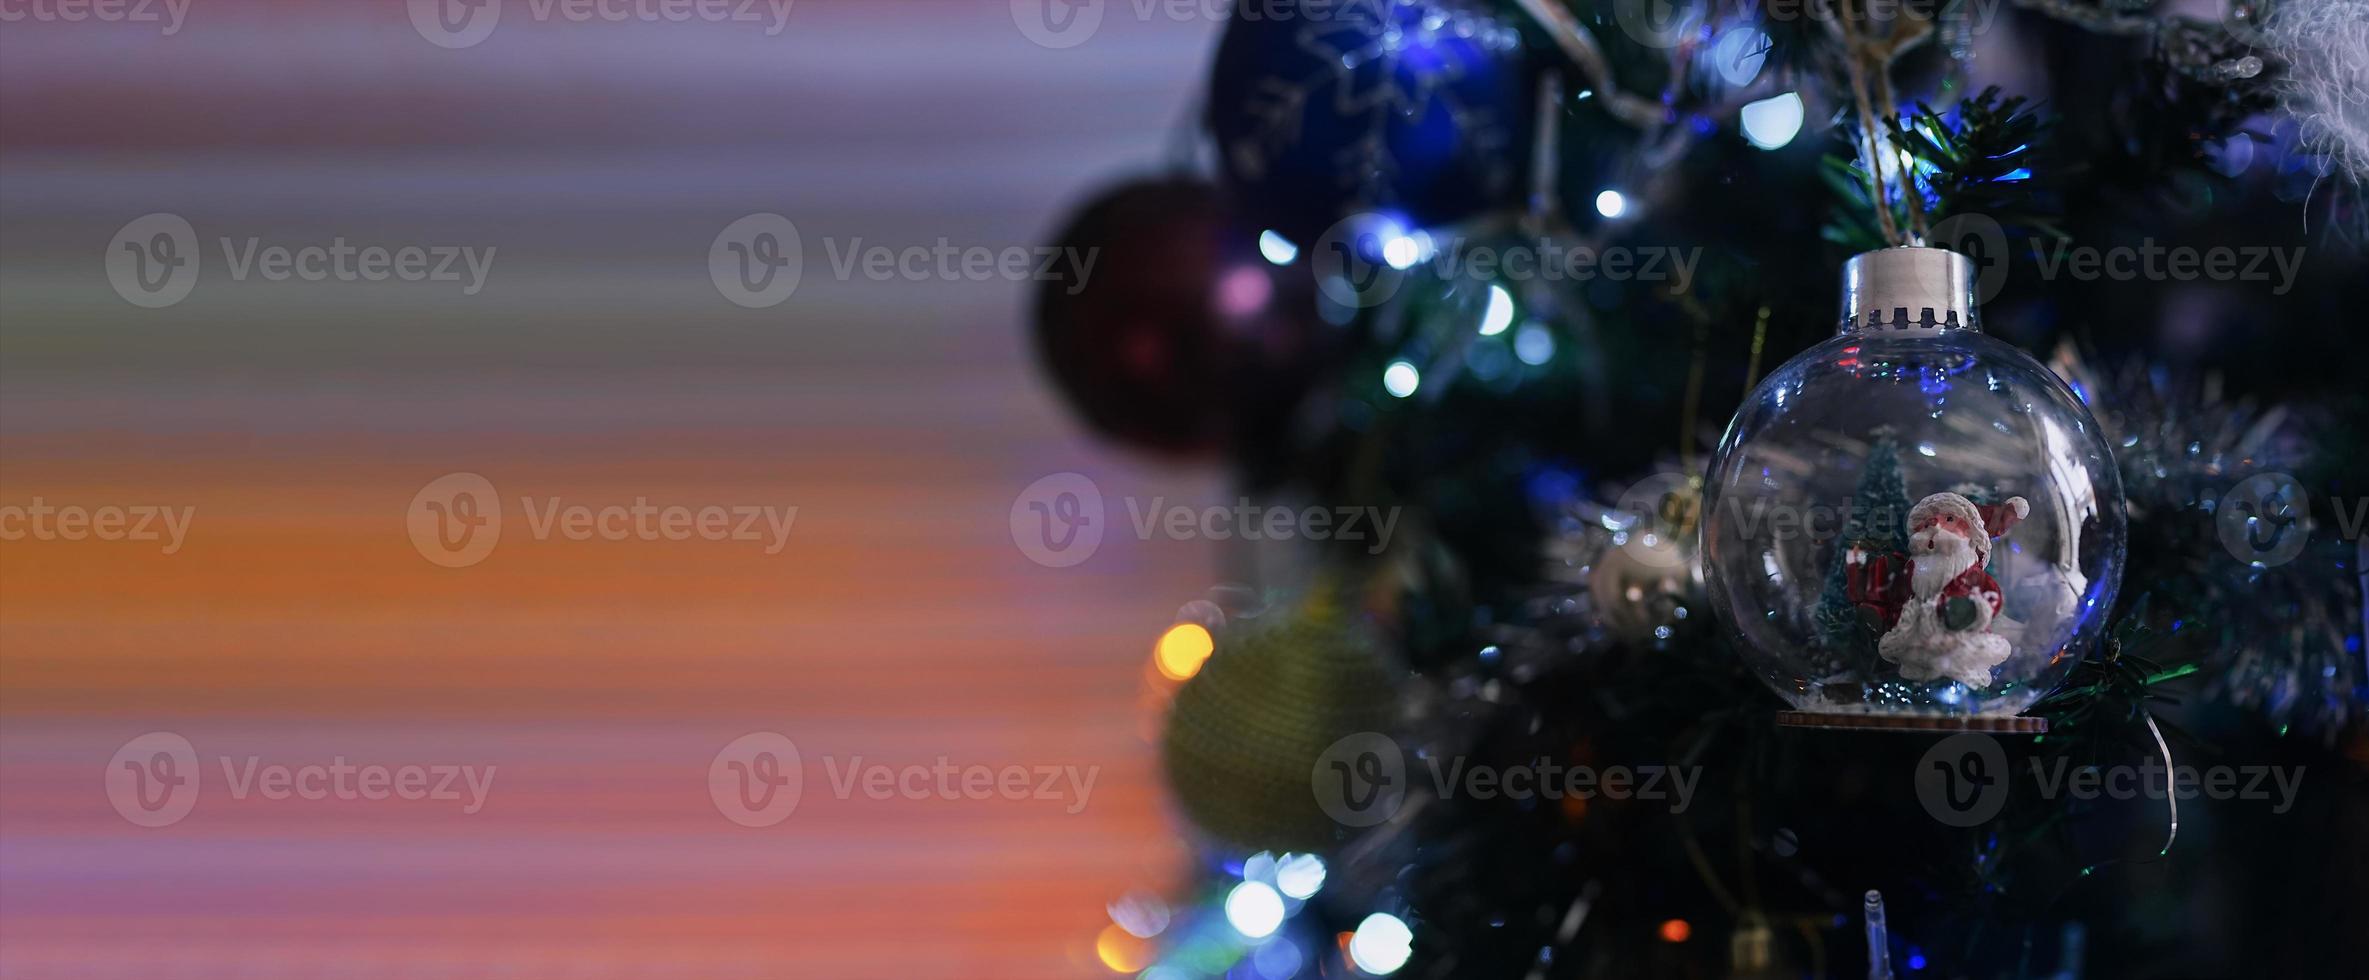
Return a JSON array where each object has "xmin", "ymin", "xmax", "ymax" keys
[{"xmin": 1206, "ymin": 0, "xmax": 1536, "ymax": 245}]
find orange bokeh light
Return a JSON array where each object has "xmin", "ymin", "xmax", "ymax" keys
[
  {"xmin": 1095, "ymin": 924, "xmax": 1153, "ymax": 973},
  {"xmin": 1153, "ymin": 623, "xmax": 1214, "ymax": 681}
]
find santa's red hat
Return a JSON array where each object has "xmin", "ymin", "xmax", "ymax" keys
[{"xmin": 1908, "ymin": 492, "xmax": 2030, "ymax": 565}]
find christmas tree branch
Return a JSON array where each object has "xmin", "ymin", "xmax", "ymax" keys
[
  {"xmin": 2006, "ymin": 0, "xmax": 2273, "ymax": 86},
  {"xmin": 1506, "ymin": 0, "xmax": 1670, "ymax": 128},
  {"xmin": 1824, "ymin": 86, "xmax": 2062, "ymax": 252},
  {"xmin": 1510, "ymin": 0, "xmax": 1793, "ymax": 133}
]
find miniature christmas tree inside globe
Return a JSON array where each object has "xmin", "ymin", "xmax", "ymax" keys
[{"xmin": 1701, "ymin": 247, "xmax": 2126, "ymax": 731}]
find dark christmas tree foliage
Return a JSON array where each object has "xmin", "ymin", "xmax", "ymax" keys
[{"xmin": 1030, "ymin": 0, "xmax": 2369, "ymax": 974}]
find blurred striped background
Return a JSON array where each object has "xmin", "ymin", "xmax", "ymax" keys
[{"xmin": 0, "ymin": 2, "xmax": 1231, "ymax": 975}]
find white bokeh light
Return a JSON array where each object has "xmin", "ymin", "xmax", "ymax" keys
[
  {"xmin": 1348, "ymin": 913, "xmax": 1414, "ymax": 974},
  {"xmin": 1225, "ymin": 881, "xmax": 1287, "ymax": 939},
  {"xmin": 1513, "ymin": 323, "xmax": 1555, "ymax": 365},
  {"xmin": 1480, "ymin": 284, "xmax": 1516, "ymax": 336},
  {"xmin": 1710, "ymin": 28, "xmax": 1769, "ymax": 87},
  {"xmin": 1274, "ymin": 853, "xmax": 1326, "ymax": 899},
  {"xmin": 1258, "ymin": 229, "xmax": 1300, "ymax": 265},
  {"xmin": 1741, "ymin": 92, "xmax": 1805, "ymax": 150}
]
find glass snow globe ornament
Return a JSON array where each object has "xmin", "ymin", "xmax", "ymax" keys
[{"xmin": 1701, "ymin": 248, "xmax": 2125, "ymax": 731}]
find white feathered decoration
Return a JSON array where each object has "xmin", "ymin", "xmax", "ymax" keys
[{"xmin": 2262, "ymin": 0, "xmax": 2369, "ymax": 184}]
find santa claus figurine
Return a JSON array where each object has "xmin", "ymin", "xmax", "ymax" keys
[{"xmin": 1877, "ymin": 491, "xmax": 2030, "ymax": 688}]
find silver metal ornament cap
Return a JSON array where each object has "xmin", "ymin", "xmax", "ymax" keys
[{"xmin": 1839, "ymin": 246, "xmax": 1980, "ymax": 334}]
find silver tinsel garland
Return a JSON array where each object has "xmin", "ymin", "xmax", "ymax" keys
[{"xmin": 2052, "ymin": 345, "xmax": 2366, "ymax": 737}]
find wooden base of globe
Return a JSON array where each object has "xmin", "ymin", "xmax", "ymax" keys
[{"xmin": 1775, "ymin": 710, "xmax": 2048, "ymax": 734}]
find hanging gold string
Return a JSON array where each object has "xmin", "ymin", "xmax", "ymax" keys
[
  {"xmin": 1835, "ymin": 0, "xmax": 1941, "ymax": 245},
  {"xmin": 1871, "ymin": 59, "xmax": 1933, "ymax": 242},
  {"xmin": 1836, "ymin": 0, "xmax": 1904, "ymax": 246}
]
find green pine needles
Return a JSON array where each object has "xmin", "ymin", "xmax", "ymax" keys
[{"xmin": 1823, "ymin": 86, "xmax": 2064, "ymax": 253}]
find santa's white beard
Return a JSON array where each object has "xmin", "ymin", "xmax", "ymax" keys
[
  {"xmin": 1909, "ymin": 527, "xmax": 1978, "ymax": 596},
  {"xmin": 1882, "ymin": 525, "xmax": 2010, "ymax": 689}
]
